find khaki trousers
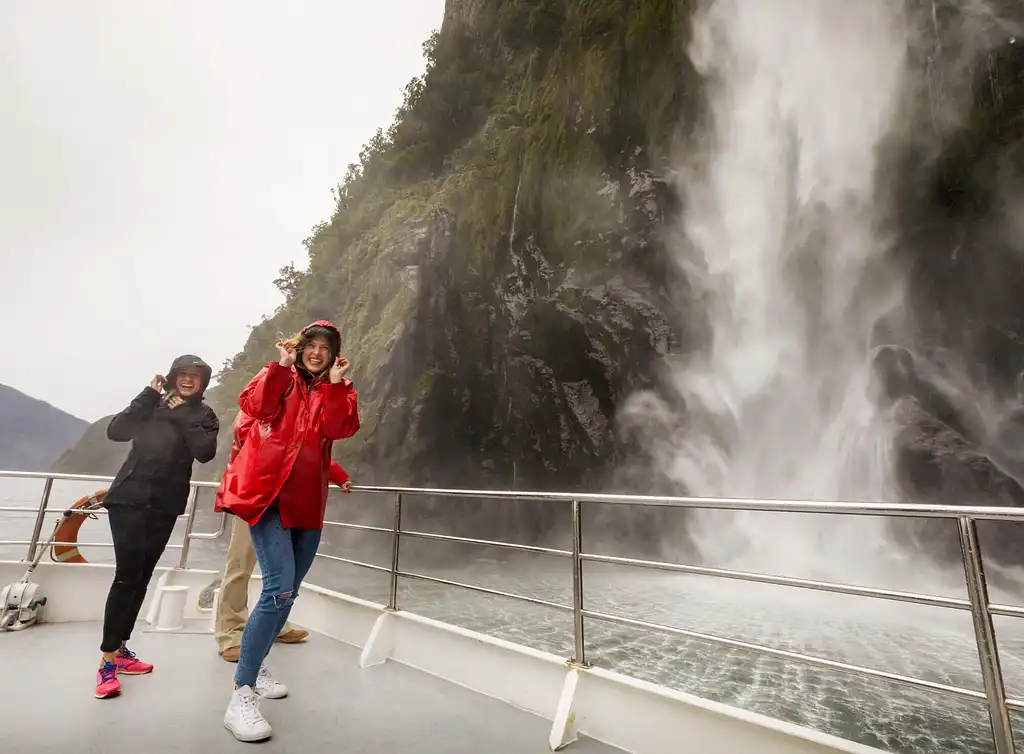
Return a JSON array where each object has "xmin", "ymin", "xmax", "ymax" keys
[{"xmin": 214, "ymin": 513, "xmax": 295, "ymax": 652}]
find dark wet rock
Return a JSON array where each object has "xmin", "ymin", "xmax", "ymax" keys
[
  {"xmin": 893, "ymin": 398, "xmax": 1024, "ymax": 508},
  {"xmin": 889, "ymin": 394, "xmax": 1024, "ymax": 567}
]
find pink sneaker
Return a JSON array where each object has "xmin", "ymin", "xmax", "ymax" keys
[
  {"xmin": 95, "ymin": 662, "xmax": 121, "ymax": 699},
  {"xmin": 116, "ymin": 646, "xmax": 154, "ymax": 675}
]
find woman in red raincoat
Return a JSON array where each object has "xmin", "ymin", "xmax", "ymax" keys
[{"xmin": 216, "ymin": 320, "xmax": 359, "ymax": 742}]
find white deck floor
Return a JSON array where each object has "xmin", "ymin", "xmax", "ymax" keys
[{"xmin": 2, "ymin": 620, "xmax": 626, "ymax": 753}]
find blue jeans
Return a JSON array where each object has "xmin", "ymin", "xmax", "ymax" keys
[{"xmin": 234, "ymin": 507, "xmax": 321, "ymax": 688}]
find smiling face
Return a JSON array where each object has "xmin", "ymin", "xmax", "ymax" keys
[
  {"xmin": 174, "ymin": 367, "xmax": 205, "ymax": 398},
  {"xmin": 300, "ymin": 335, "xmax": 333, "ymax": 375}
]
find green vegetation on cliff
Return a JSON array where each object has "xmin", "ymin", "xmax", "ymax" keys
[{"xmin": 206, "ymin": 0, "xmax": 700, "ymax": 488}]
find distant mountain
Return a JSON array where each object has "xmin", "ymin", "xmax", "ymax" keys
[
  {"xmin": 0, "ymin": 383, "xmax": 89, "ymax": 471},
  {"xmin": 49, "ymin": 414, "xmax": 127, "ymax": 476}
]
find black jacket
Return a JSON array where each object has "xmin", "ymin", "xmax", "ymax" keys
[{"xmin": 105, "ymin": 355, "xmax": 220, "ymax": 516}]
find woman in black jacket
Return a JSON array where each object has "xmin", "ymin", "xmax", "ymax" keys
[{"xmin": 95, "ymin": 354, "xmax": 220, "ymax": 700}]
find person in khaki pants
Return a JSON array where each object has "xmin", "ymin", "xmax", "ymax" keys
[{"xmin": 214, "ymin": 409, "xmax": 353, "ymax": 661}]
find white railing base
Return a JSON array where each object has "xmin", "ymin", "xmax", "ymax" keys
[
  {"xmin": 359, "ymin": 612, "xmax": 395, "ymax": 668},
  {"xmin": 206, "ymin": 587, "xmax": 220, "ymax": 634},
  {"xmin": 154, "ymin": 585, "xmax": 188, "ymax": 631},
  {"xmin": 549, "ymin": 666, "xmax": 581, "ymax": 750}
]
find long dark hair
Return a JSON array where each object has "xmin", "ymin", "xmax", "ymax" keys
[{"xmin": 277, "ymin": 327, "xmax": 338, "ymax": 383}]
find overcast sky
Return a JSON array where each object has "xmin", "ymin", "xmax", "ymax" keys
[{"xmin": 0, "ymin": 0, "xmax": 445, "ymax": 422}]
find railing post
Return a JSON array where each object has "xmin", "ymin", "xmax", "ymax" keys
[
  {"xmin": 570, "ymin": 498, "xmax": 589, "ymax": 667},
  {"xmin": 25, "ymin": 476, "xmax": 54, "ymax": 563},
  {"xmin": 387, "ymin": 492, "xmax": 403, "ymax": 611},
  {"xmin": 958, "ymin": 516, "xmax": 1016, "ymax": 754},
  {"xmin": 177, "ymin": 486, "xmax": 201, "ymax": 569}
]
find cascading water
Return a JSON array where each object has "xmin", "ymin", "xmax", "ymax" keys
[
  {"xmin": 613, "ymin": 2, "xmax": 1024, "ymax": 752},
  {"xmin": 634, "ymin": 0, "xmax": 917, "ymax": 583}
]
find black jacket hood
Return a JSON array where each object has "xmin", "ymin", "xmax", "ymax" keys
[{"xmin": 166, "ymin": 354, "xmax": 213, "ymax": 398}]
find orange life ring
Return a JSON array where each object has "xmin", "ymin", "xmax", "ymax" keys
[{"xmin": 50, "ymin": 489, "xmax": 108, "ymax": 564}]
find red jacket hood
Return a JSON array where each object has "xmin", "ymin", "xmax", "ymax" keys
[{"xmin": 302, "ymin": 320, "xmax": 341, "ymax": 348}]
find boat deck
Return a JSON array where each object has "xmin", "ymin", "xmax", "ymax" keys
[{"xmin": 3, "ymin": 620, "xmax": 624, "ymax": 753}]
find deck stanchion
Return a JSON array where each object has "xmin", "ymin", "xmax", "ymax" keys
[
  {"xmin": 24, "ymin": 476, "xmax": 54, "ymax": 563},
  {"xmin": 959, "ymin": 516, "xmax": 1016, "ymax": 754},
  {"xmin": 388, "ymin": 492, "xmax": 403, "ymax": 611},
  {"xmin": 570, "ymin": 499, "xmax": 588, "ymax": 667},
  {"xmin": 176, "ymin": 486, "xmax": 200, "ymax": 569}
]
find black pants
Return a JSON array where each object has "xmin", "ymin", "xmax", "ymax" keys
[{"xmin": 100, "ymin": 505, "xmax": 178, "ymax": 653}]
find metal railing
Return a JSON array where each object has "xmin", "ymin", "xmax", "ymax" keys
[
  {"xmin": 318, "ymin": 485, "xmax": 1024, "ymax": 754},
  {"xmin": 1, "ymin": 470, "xmax": 1022, "ymax": 753},
  {"xmin": 0, "ymin": 470, "xmax": 227, "ymax": 566}
]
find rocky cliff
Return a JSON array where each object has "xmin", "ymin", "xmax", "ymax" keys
[
  {"xmin": 199, "ymin": 0, "xmax": 700, "ymax": 547},
  {"xmin": 875, "ymin": 10, "xmax": 1024, "ymax": 565},
  {"xmin": 56, "ymin": 0, "xmax": 1024, "ymax": 562}
]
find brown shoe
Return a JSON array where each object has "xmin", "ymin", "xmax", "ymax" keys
[
  {"xmin": 220, "ymin": 645, "xmax": 241, "ymax": 663},
  {"xmin": 275, "ymin": 628, "xmax": 309, "ymax": 644}
]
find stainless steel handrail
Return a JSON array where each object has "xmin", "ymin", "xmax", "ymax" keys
[
  {"xmin": 582, "ymin": 552, "xmax": 974, "ymax": 612},
  {"xmin": 0, "ymin": 471, "xmax": 226, "ymax": 563},
  {"xmin": 400, "ymin": 529, "xmax": 573, "ymax": 558},
  {"xmin": 398, "ymin": 569, "xmax": 573, "ymax": 613},
  {"xmin": 1, "ymin": 540, "xmax": 184, "ymax": 550},
  {"xmin": 570, "ymin": 499, "xmax": 587, "ymax": 666},
  {"xmin": 190, "ymin": 513, "xmax": 228, "ymax": 541},
  {"xmin": 0, "ymin": 505, "xmax": 226, "ymax": 538},
  {"xmin": 991, "ymin": 603, "xmax": 1024, "ymax": 619},
  {"xmin": 325, "ymin": 518, "xmax": 572, "ymax": 557},
  {"xmin": 317, "ymin": 552, "xmax": 392, "ymax": 574},
  {"xmin": 24, "ymin": 477, "xmax": 53, "ymax": 562},
  {"xmin": 176, "ymin": 487, "xmax": 201, "ymax": 568},
  {"xmin": 324, "ymin": 520, "xmax": 392, "ymax": 535},
  {"xmin": 319, "ymin": 482, "xmax": 1024, "ymax": 522},
  {"xmin": 1, "ymin": 469, "xmax": 1020, "ymax": 753},
  {"xmin": 0, "ymin": 470, "xmax": 221, "ymax": 488},
  {"xmin": 582, "ymin": 607, "xmax": 987, "ymax": 701},
  {"xmin": 5, "ymin": 469, "xmax": 1024, "ymax": 518},
  {"xmin": 387, "ymin": 493, "xmax": 402, "ymax": 611},
  {"xmin": 960, "ymin": 516, "xmax": 1015, "ymax": 753}
]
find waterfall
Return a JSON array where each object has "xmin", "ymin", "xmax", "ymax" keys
[{"xmin": 630, "ymin": 0, "xmax": 914, "ymax": 583}]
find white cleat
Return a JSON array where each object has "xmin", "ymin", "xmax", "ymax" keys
[
  {"xmin": 224, "ymin": 685, "xmax": 272, "ymax": 742},
  {"xmin": 255, "ymin": 664, "xmax": 289, "ymax": 699}
]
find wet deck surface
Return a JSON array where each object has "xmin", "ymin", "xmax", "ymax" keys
[{"xmin": 2, "ymin": 620, "xmax": 623, "ymax": 753}]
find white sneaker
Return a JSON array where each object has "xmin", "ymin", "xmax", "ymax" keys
[
  {"xmin": 224, "ymin": 685, "xmax": 272, "ymax": 742},
  {"xmin": 255, "ymin": 664, "xmax": 288, "ymax": 699}
]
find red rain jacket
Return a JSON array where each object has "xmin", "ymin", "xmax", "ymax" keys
[
  {"xmin": 223, "ymin": 409, "xmax": 351, "ymax": 488},
  {"xmin": 215, "ymin": 321, "xmax": 359, "ymax": 529}
]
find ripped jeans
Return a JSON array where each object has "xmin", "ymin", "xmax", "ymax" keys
[{"xmin": 234, "ymin": 506, "xmax": 322, "ymax": 689}]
